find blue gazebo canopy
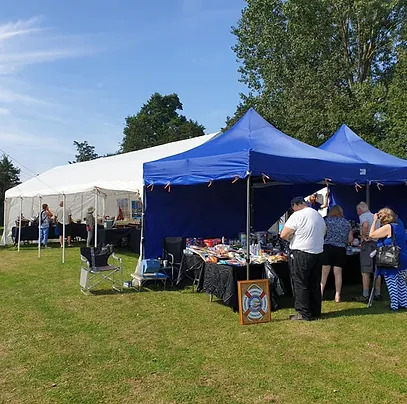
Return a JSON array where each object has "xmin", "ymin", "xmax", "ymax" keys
[
  {"xmin": 320, "ymin": 124, "xmax": 407, "ymax": 223},
  {"xmin": 144, "ymin": 109, "xmax": 367, "ymax": 186},
  {"xmin": 320, "ymin": 124, "xmax": 407, "ymax": 183}
]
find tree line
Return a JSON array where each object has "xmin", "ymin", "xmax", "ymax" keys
[{"xmin": 3, "ymin": 0, "xmax": 407, "ymax": 223}]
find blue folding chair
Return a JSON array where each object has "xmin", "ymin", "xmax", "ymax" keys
[{"xmin": 132, "ymin": 259, "xmax": 169, "ymax": 291}]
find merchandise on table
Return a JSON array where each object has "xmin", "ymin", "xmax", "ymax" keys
[{"xmin": 186, "ymin": 235, "xmax": 289, "ymax": 267}]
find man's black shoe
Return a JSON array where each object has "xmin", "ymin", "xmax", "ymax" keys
[
  {"xmin": 289, "ymin": 313, "xmax": 311, "ymax": 321},
  {"xmin": 374, "ymin": 295, "xmax": 382, "ymax": 301}
]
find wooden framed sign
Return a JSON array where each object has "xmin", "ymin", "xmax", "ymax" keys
[{"xmin": 238, "ymin": 279, "xmax": 272, "ymax": 325}]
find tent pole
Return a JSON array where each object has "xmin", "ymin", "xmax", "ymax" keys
[
  {"xmin": 127, "ymin": 193, "xmax": 131, "ymax": 220},
  {"xmin": 2, "ymin": 199, "xmax": 7, "ymax": 245},
  {"xmin": 38, "ymin": 196, "xmax": 42, "ymax": 258},
  {"xmin": 80, "ymin": 194, "xmax": 84, "ymax": 223},
  {"xmin": 17, "ymin": 197, "xmax": 22, "ymax": 252},
  {"xmin": 246, "ymin": 173, "xmax": 251, "ymax": 280},
  {"xmin": 94, "ymin": 190, "xmax": 98, "ymax": 248},
  {"xmin": 366, "ymin": 183, "xmax": 370, "ymax": 209},
  {"xmin": 62, "ymin": 194, "xmax": 66, "ymax": 264},
  {"xmin": 140, "ymin": 185, "xmax": 146, "ymax": 258}
]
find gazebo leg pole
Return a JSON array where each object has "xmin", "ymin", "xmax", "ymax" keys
[
  {"xmin": 17, "ymin": 197, "xmax": 22, "ymax": 252},
  {"xmin": 62, "ymin": 194, "xmax": 66, "ymax": 264},
  {"xmin": 366, "ymin": 183, "xmax": 370, "ymax": 209},
  {"xmin": 246, "ymin": 173, "xmax": 251, "ymax": 280},
  {"xmin": 94, "ymin": 191, "xmax": 98, "ymax": 248},
  {"xmin": 38, "ymin": 196, "xmax": 42, "ymax": 258}
]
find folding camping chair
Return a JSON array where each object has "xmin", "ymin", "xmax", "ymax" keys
[
  {"xmin": 132, "ymin": 259, "xmax": 169, "ymax": 291},
  {"xmin": 163, "ymin": 237, "xmax": 186, "ymax": 282},
  {"xmin": 80, "ymin": 245, "xmax": 123, "ymax": 295}
]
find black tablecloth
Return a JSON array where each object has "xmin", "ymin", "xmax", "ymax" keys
[
  {"xmin": 177, "ymin": 254, "xmax": 206, "ymax": 286},
  {"xmin": 97, "ymin": 227, "xmax": 140, "ymax": 253},
  {"xmin": 202, "ymin": 262, "xmax": 265, "ymax": 310},
  {"xmin": 12, "ymin": 223, "xmax": 87, "ymax": 242},
  {"xmin": 179, "ymin": 252, "xmax": 361, "ymax": 311},
  {"xmin": 179, "ymin": 254, "xmax": 287, "ymax": 311}
]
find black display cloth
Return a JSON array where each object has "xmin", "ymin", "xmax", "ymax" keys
[
  {"xmin": 202, "ymin": 262, "xmax": 266, "ymax": 311},
  {"xmin": 12, "ymin": 223, "xmax": 86, "ymax": 242},
  {"xmin": 97, "ymin": 227, "xmax": 140, "ymax": 253},
  {"xmin": 271, "ymin": 261, "xmax": 291, "ymax": 296},
  {"xmin": 179, "ymin": 251, "xmax": 361, "ymax": 311},
  {"xmin": 179, "ymin": 253, "xmax": 267, "ymax": 311},
  {"xmin": 177, "ymin": 254, "xmax": 206, "ymax": 286}
]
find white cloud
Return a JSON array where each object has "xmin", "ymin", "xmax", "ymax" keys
[
  {"xmin": 0, "ymin": 87, "xmax": 49, "ymax": 105},
  {"xmin": 0, "ymin": 16, "xmax": 45, "ymax": 42},
  {"xmin": 0, "ymin": 130, "xmax": 60, "ymax": 148},
  {"xmin": 0, "ymin": 17, "xmax": 102, "ymax": 174},
  {"xmin": 0, "ymin": 17, "xmax": 94, "ymax": 74}
]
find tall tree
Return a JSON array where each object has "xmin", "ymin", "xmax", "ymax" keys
[
  {"xmin": 0, "ymin": 155, "xmax": 20, "ymax": 225},
  {"xmin": 121, "ymin": 93, "xmax": 205, "ymax": 152},
  {"xmin": 71, "ymin": 141, "xmax": 98, "ymax": 163},
  {"xmin": 230, "ymin": 0, "xmax": 406, "ymax": 149},
  {"xmin": 383, "ymin": 49, "xmax": 407, "ymax": 157}
]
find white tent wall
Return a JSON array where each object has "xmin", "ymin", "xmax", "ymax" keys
[
  {"xmin": 2, "ymin": 191, "xmax": 140, "ymax": 245},
  {"xmin": 2, "ymin": 133, "xmax": 216, "ymax": 245}
]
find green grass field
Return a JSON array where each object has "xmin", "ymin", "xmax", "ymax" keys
[{"xmin": 1, "ymin": 243, "xmax": 407, "ymax": 403}]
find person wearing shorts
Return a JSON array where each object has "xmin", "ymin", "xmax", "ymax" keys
[
  {"xmin": 55, "ymin": 201, "xmax": 73, "ymax": 247},
  {"xmin": 320, "ymin": 205, "xmax": 353, "ymax": 302},
  {"xmin": 356, "ymin": 202, "xmax": 381, "ymax": 301}
]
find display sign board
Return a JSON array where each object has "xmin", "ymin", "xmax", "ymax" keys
[{"xmin": 238, "ymin": 279, "xmax": 272, "ymax": 325}]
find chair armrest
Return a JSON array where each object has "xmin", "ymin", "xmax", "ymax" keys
[
  {"xmin": 80, "ymin": 255, "xmax": 90, "ymax": 270},
  {"xmin": 167, "ymin": 253, "xmax": 175, "ymax": 265},
  {"xmin": 111, "ymin": 253, "xmax": 122, "ymax": 267}
]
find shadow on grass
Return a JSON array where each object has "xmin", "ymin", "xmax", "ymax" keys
[{"xmin": 322, "ymin": 305, "xmax": 400, "ymax": 319}]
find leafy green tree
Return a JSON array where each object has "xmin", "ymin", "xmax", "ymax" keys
[
  {"xmin": 230, "ymin": 0, "xmax": 406, "ymax": 147},
  {"xmin": 0, "ymin": 155, "xmax": 20, "ymax": 225},
  {"xmin": 383, "ymin": 49, "xmax": 407, "ymax": 157},
  {"xmin": 71, "ymin": 141, "xmax": 98, "ymax": 163},
  {"xmin": 121, "ymin": 93, "xmax": 205, "ymax": 152}
]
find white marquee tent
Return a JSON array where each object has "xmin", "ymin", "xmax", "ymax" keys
[{"xmin": 2, "ymin": 133, "xmax": 215, "ymax": 246}]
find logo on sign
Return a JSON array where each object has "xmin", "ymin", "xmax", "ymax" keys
[
  {"xmin": 360, "ymin": 169, "xmax": 366, "ymax": 175},
  {"xmin": 242, "ymin": 283, "xmax": 269, "ymax": 321}
]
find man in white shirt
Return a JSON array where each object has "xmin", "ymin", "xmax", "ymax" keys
[
  {"xmin": 355, "ymin": 201, "xmax": 381, "ymax": 301},
  {"xmin": 55, "ymin": 201, "xmax": 73, "ymax": 247},
  {"xmin": 281, "ymin": 197, "xmax": 326, "ymax": 321}
]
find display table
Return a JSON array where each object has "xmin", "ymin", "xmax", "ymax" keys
[
  {"xmin": 179, "ymin": 253, "xmax": 290, "ymax": 311},
  {"xmin": 12, "ymin": 223, "xmax": 87, "ymax": 243},
  {"xmin": 97, "ymin": 227, "xmax": 140, "ymax": 253}
]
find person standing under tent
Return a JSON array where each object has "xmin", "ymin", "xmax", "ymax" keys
[
  {"xmin": 306, "ymin": 192, "xmax": 329, "ymax": 212},
  {"xmin": 355, "ymin": 201, "xmax": 381, "ymax": 302},
  {"xmin": 369, "ymin": 208, "xmax": 407, "ymax": 310},
  {"xmin": 40, "ymin": 203, "xmax": 53, "ymax": 248},
  {"xmin": 86, "ymin": 207, "xmax": 95, "ymax": 248},
  {"xmin": 320, "ymin": 205, "xmax": 353, "ymax": 303},
  {"xmin": 281, "ymin": 197, "xmax": 326, "ymax": 321},
  {"xmin": 55, "ymin": 201, "xmax": 73, "ymax": 247}
]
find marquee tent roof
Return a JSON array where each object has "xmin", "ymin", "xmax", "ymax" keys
[
  {"xmin": 144, "ymin": 108, "xmax": 367, "ymax": 186},
  {"xmin": 5, "ymin": 133, "xmax": 215, "ymax": 198},
  {"xmin": 320, "ymin": 124, "xmax": 407, "ymax": 183}
]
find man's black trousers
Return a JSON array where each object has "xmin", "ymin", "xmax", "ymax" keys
[{"xmin": 290, "ymin": 250, "xmax": 322, "ymax": 320}]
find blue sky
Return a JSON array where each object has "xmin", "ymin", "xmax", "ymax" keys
[{"xmin": 0, "ymin": 0, "xmax": 246, "ymax": 181}]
